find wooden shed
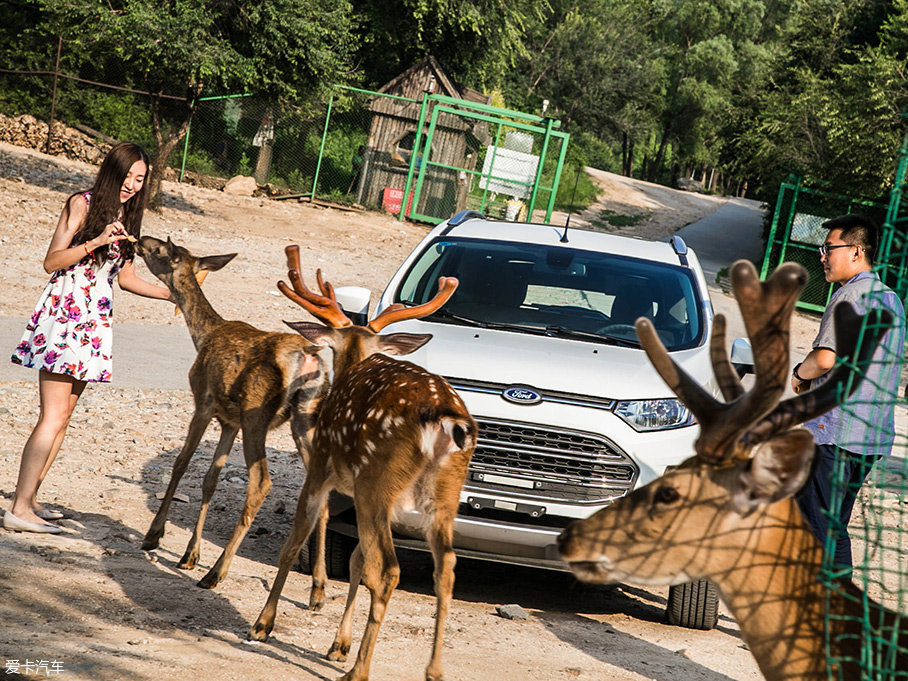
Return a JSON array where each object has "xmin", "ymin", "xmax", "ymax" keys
[{"xmin": 356, "ymin": 55, "xmax": 490, "ymax": 218}]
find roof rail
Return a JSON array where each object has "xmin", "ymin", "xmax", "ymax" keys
[
  {"xmin": 670, "ymin": 235, "xmax": 689, "ymax": 266},
  {"xmin": 448, "ymin": 210, "xmax": 486, "ymax": 227}
]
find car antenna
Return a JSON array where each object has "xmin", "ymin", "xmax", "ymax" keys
[{"xmin": 561, "ymin": 164, "xmax": 583, "ymax": 243}]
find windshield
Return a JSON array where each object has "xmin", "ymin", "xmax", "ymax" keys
[{"xmin": 395, "ymin": 237, "xmax": 704, "ymax": 350}]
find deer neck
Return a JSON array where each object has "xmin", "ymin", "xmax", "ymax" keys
[
  {"xmin": 329, "ymin": 338, "xmax": 372, "ymax": 382},
  {"xmin": 711, "ymin": 498, "xmax": 830, "ymax": 680},
  {"xmin": 171, "ymin": 276, "xmax": 224, "ymax": 350}
]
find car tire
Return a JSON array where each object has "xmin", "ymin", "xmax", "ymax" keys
[
  {"xmin": 296, "ymin": 528, "xmax": 355, "ymax": 579},
  {"xmin": 666, "ymin": 578, "xmax": 719, "ymax": 630}
]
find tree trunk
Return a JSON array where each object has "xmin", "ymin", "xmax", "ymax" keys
[
  {"xmin": 626, "ymin": 137, "xmax": 634, "ymax": 177},
  {"xmin": 648, "ymin": 124, "xmax": 671, "ymax": 182},
  {"xmin": 147, "ymin": 85, "xmax": 202, "ymax": 209}
]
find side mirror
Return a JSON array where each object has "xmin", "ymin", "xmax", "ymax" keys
[
  {"xmin": 730, "ymin": 337, "xmax": 753, "ymax": 378},
  {"xmin": 334, "ymin": 286, "xmax": 371, "ymax": 326}
]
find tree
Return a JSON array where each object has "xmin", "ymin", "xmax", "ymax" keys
[
  {"xmin": 36, "ymin": 0, "xmax": 356, "ymax": 205},
  {"xmin": 505, "ymin": 0, "xmax": 664, "ymax": 177},
  {"xmin": 350, "ymin": 0, "xmax": 539, "ymax": 90},
  {"xmin": 735, "ymin": 0, "xmax": 908, "ymax": 198}
]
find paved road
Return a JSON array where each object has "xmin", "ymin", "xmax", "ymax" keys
[
  {"xmin": 0, "ymin": 320, "xmax": 196, "ymax": 389},
  {"xmin": 673, "ymin": 197, "xmax": 765, "ymax": 282}
]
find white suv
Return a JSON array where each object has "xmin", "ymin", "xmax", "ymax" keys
[{"xmin": 311, "ymin": 211, "xmax": 734, "ymax": 629}]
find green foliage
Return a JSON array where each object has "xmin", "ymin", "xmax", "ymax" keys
[
  {"xmin": 554, "ymin": 165, "xmax": 598, "ymax": 212},
  {"xmin": 589, "ymin": 209, "xmax": 647, "ymax": 230},
  {"xmin": 1, "ymin": 0, "xmax": 907, "ymax": 205}
]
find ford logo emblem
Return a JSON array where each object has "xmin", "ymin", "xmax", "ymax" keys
[{"xmin": 502, "ymin": 386, "xmax": 542, "ymax": 405}]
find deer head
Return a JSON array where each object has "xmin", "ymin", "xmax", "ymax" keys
[
  {"xmin": 136, "ymin": 236, "xmax": 236, "ymax": 289},
  {"xmin": 558, "ymin": 259, "xmax": 893, "ymax": 586},
  {"xmin": 278, "ymin": 244, "xmax": 458, "ymax": 372}
]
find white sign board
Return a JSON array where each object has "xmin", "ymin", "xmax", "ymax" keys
[{"xmin": 479, "ymin": 146, "xmax": 539, "ymax": 200}]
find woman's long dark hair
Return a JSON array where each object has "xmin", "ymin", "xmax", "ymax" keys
[{"xmin": 70, "ymin": 142, "xmax": 151, "ymax": 263}]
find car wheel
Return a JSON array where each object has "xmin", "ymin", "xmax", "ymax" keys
[
  {"xmin": 666, "ymin": 578, "xmax": 719, "ymax": 630},
  {"xmin": 296, "ymin": 528, "xmax": 355, "ymax": 579}
]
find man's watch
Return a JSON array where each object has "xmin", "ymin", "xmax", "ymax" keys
[{"xmin": 792, "ymin": 362, "xmax": 806, "ymax": 381}]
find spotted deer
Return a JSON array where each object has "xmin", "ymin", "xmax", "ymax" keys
[
  {"xmin": 558, "ymin": 260, "xmax": 905, "ymax": 681},
  {"xmin": 247, "ymin": 245, "xmax": 477, "ymax": 681},
  {"xmin": 136, "ymin": 236, "xmax": 331, "ymax": 604}
]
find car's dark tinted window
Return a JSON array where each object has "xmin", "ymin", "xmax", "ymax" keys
[{"xmin": 396, "ymin": 238, "xmax": 704, "ymax": 350}]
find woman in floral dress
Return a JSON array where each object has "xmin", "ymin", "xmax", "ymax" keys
[{"xmin": 5, "ymin": 142, "xmax": 172, "ymax": 534}]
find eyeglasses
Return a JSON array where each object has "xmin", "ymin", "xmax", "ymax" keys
[{"xmin": 818, "ymin": 243, "xmax": 857, "ymax": 257}]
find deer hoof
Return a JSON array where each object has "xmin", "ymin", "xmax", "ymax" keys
[
  {"xmin": 141, "ymin": 534, "xmax": 161, "ymax": 551},
  {"xmin": 177, "ymin": 553, "xmax": 198, "ymax": 570},
  {"xmin": 326, "ymin": 642, "xmax": 349, "ymax": 662},
  {"xmin": 247, "ymin": 622, "xmax": 271, "ymax": 642},
  {"xmin": 196, "ymin": 572, "xmax": 221, "ymax": 589},
  {"xmin": 308, "ymin": 591, "xmax": 325, "ymax": 612}
]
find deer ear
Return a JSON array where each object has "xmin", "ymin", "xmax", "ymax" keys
[
  {"xmin": 733, "ymin": 429, "xmax": 815, "ymax": 515},
  {"xmin": 284, "ymin": 321, "xmax": 334, "ymax": 346},
  {"xmin": 378, "ymin": 333, "xmax": 433, "ymax": 356},
  {"xmin": 197, "ymin": 253, "xmax": 237, "ymax": 272}
]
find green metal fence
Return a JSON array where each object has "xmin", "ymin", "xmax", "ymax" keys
[
  {"xmin": 759, "ymin": 176, "xmax": 889, "ymax": 312},
  {"xmin": 176, "ymin": 86, "xmax": 569, "ymax": 224}
]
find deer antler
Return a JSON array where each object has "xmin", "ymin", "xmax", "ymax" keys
[
  {"xmin": 636, "ymin": 260, "xmax": 806, "ymax": 464},
  {"xmin": 638, "ymin": 259, "xmax": 894, "ymax": 464},
  {"xmin": 367, "ymin": 277, "xmax": 459, "ymax": 332},
  {"xmin": 278, "ymin": 245, "xmax": 353, "ymax": 328}
]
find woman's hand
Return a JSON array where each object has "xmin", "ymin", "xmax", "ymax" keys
[{"xmin": 88, "ymin": 220, "xmax": 129, "ymax": 250}]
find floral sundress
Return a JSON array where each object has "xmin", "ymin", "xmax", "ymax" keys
[{"xmin": 11, "ymin": 194, "xmax": 126, "ymax": 382}]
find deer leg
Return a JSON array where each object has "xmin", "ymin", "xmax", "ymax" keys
[
  {"xmin": 198, "ymin": 424, "xmax": 271, "ymax": 589},
  {"xmin": 327, "ymin": 541, "xmax": 364, "ymax": 662},
  {"xmin": 341, "ymin": 516, "xmax": 399, "ymax": 681},
  {"xmin": 142, "ymin": 410, "xmax": 211, "ymax": 551},
  {"xmin": 248, "ymin": 472, "xmax": 331, "ymax": 642},
  {"xmin": 308, "ymin": 503, "xmax": 330, "ymax": 611},
  {"xmin": 178, "ymin": 422, "xmax": 239, "ymax": 570},
  {"xmin": 290, "ymin": 403, "xmax": 328, "ymax": 611},
  {"xmin": 424, "ymin": 506, "xmax": 458, "ymax": 681}
]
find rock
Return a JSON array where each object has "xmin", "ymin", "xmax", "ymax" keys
[
  {"xmin": 675, "ymin": 177, "xmax": 704, "ymax": 193},
  {"xmin": 224, "ymin": 175, "xmax": 257, "ymax": 196},
  {"xmin": 495, "ymin": 604, "xmax": 530, "ymax": 620}
]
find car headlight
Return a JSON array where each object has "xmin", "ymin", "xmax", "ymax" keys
[{"xmin": 613, "ymin": 399, "xmax": 694, "ymax": 431}]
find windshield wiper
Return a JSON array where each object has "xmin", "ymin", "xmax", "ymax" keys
[
  {"xmin": 429, "ymin": 308, "xmax": 551, "ymax": 336},
  {"xmin": 426, "ymin": 307, "xmax": 486, "ymax": 328},
  {"xmin": 544, "ymin": 325, "xmax": 641, "ymax": 347}
]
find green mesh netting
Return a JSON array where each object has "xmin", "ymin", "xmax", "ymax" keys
[
  {"xmin": 820, "ymin": 310, "xmax": 907, "ymax": 680},
  {"xmin": 817, "ymin": 131, "xmax": 908, "ymax": 680}
]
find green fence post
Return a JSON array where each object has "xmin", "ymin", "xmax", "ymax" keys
[
  {"xmin": 311, "ymin": 91, "xmax": 334, "ymax": 202},
  {"xmin": 527, "ymin": 116, "xmax": 554, "ymax": 218},
  {"xmin": 543, "ymin": 133, "xmax": 570, "ymax": 224},
  {"xmin": 399, "ymin": 91, "xmax": 431, "ymax": 221}
]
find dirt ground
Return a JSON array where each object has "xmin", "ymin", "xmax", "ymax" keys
[{"xmin": 0, "ymin": 140, "xmax": 843, "ymax": 681}]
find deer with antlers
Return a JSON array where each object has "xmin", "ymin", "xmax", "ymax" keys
[
  {"xmin": 558, "ymin": 260, "xmax": 905, "ymax": 680},
  {"xmin": 135, "ymin": 236, "xmax": 332, "ymax": 604},
  {"xmin": 246, "ymin": 245, "xmax": 476, "ymax": 681}
]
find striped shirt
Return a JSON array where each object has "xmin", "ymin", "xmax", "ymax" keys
[{"xmin": 804, "ymin": 270, "xmax": 905, "ymax": 457}]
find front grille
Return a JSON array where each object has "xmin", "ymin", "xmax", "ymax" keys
[{"xmin": 467, "ymin": 417, "xmax": 638, "ymax": 503}]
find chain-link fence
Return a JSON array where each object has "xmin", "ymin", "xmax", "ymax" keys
[{"xmin": 759, "ymin": 176, "xmax": 890, "ymax": 312}]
